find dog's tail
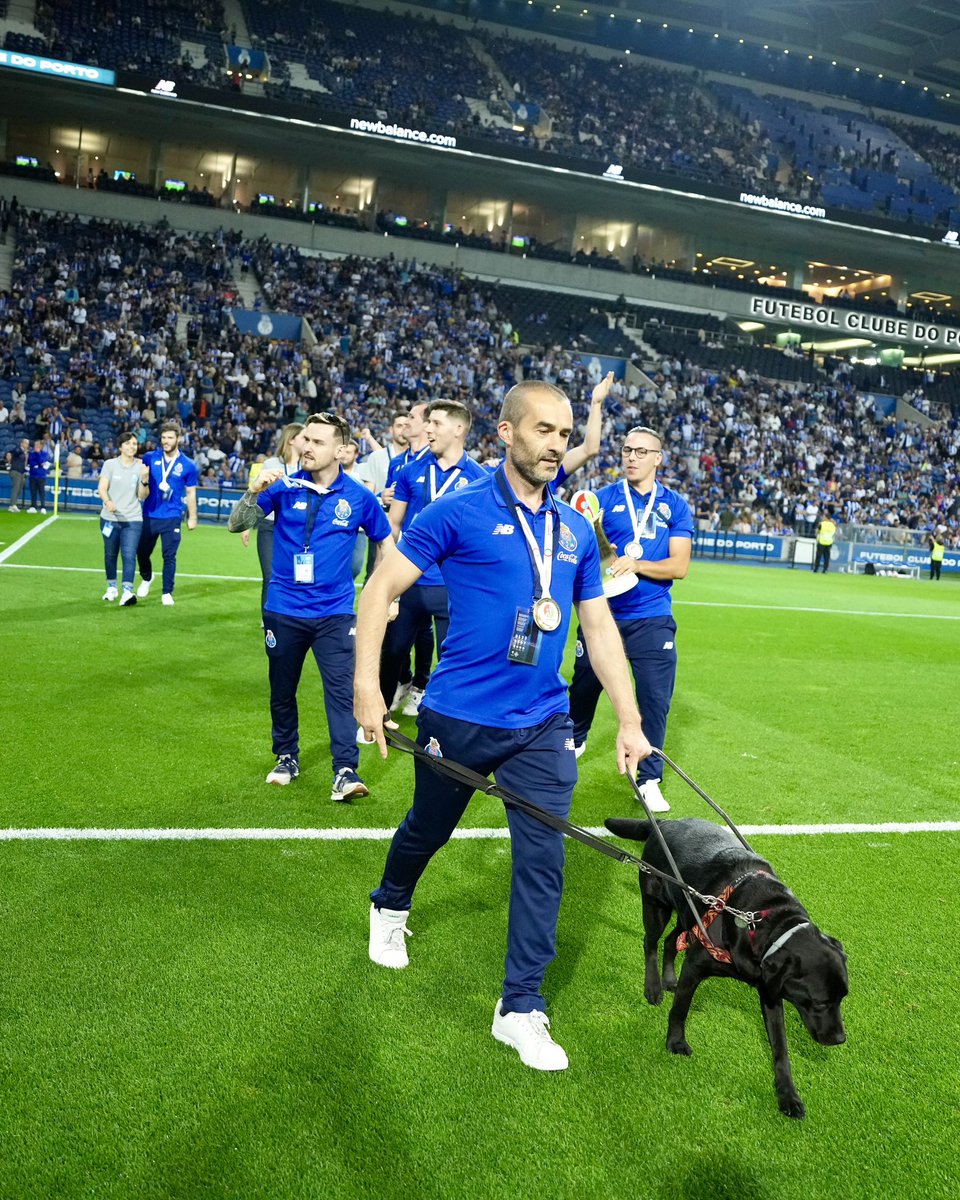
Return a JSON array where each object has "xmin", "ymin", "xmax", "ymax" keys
[{"xmin": 604, "ymin": 817, "xmax": 656, "ymax": 842}]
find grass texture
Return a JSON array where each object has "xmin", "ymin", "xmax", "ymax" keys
[{"xmin": 1, "ymin": 512, "xmax": 958, "ymax": 1199}]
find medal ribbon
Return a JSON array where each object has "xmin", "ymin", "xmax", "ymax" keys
[
  {"xmin": 494, "ymin": 468, "xmax": 559, "ymax": 602},
  {"xmin": 159, "ymin": 451, "xmax": 179, "ymax": 491},
  {"xmin": 428, "ymin": 462, "xmax": 462, "ymax": 503},
  {"xmin": 622, "ymin": 479, "xmax": 658, "ymax": 543}
]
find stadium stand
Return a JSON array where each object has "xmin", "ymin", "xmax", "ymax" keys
[
  {"xmin": 713, "ymin": 83, "xmax": 960, "ymax": 228},
  {"xmin": 12, "ymin": 0, "xmax": 960, "ymax": 242},
  {"xmin": 31, "ymin": 0, "xmax": 226, "ymax": 75},
  {"xmin": 1, "ymin": 205, "xmax": 957, "ymax": 540}
]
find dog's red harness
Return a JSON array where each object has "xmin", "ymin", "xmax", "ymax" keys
[{"xmin": 676, "ymin": 872, "xmax": 770, "ymax": 964}]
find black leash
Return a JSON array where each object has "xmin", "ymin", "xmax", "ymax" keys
[
  {"xmin": 652, "ymin": 749, "xmax": 754, "ymax": 852},
  {"xmin": 383, "ymin": 726, "xmax": 713, "ymax": 940}
]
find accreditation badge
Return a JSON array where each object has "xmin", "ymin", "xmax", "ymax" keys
[
  {"xmin": 293, "ymin": 552, "xmax": 315, "ymax": 584},
  {"xmin": 507, "ymin": 608, "xmax": 542, "ymax": 666}
]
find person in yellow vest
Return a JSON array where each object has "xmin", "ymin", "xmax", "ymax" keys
[
  {"xmin": 813, "ymin": 509, "xmax": 837, "ymax": 573},
  {"xmin": 929, "ymin": 526, "xmax": 947, "ymax": 581}
]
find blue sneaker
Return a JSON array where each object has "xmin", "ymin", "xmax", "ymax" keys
[
  {"xmin": 331, "ymin": 767, "xmax": 369, "ymax": 803},
  {"xmin": 266, "ymin": 754, "xmax": 299, "ymax": 786}
]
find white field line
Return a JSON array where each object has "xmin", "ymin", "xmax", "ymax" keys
[
  {"xmin": 676, "ymin": 600, "xmax": 960, "ymax": 621},
  {"xmin": 2, "ymin": 560, "xmax": 959, "ymax": 618},
  {"xmin": 0, "ymin": 563, "xmax": 261, "ymax": 582},
  {"xmin": 0, "ymin": 821, "xmax": 958, "ymax": 841},
  {"xmin": 0, "ymin": 515, "xmax": 58, "ymax": 563}
]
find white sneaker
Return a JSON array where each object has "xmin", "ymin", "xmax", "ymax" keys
[
  {"xmin": 8, "ymin": 505, "xmax": 18, "ymax": 513},
  {"xmin": 136, "ymin": 579, "xmax": 152, "ymax": 599},
  {"xmin": 369, "ymin": 903, "xmax": 411, "ymax": 968},
  {"xmin": 402, "ymin": 686, "xmax": 424, "ymax": 717},
  {"xmin": 637, "ymin": 779, "xmax": 670, "ymax": 813},
  {"xmin": 574, "ymin": 741, "xmax": 586, "ymax": 760},
  {"xmin": 27, "ymin": 506, "xmax": 36, "ymax": 513},
  {"xmin": 102, "ymin": 586, "xmax": 118, "ymax": 602},
  {"xmin": 332, "ymin": 768, "xmax": 369, "ymax": 802},
  {"xmin": 161, "ymin": 593, "xmax": 175, "ymax": 606},
  {"xmin": 119, "ymin": 590, "xmax": 137, "ymax": 607},
  {"xmin": 266, "ymin": 754, "xmax": 299, "ymax": 785},
  {"xmin": 492, "ymin": 1000, "xmax": 568, "ymax": 1071},
  {"xmin": 390, "ymin": 681, "xmax": 411, "ymax": 711},
  {"xmin": 39, "ymin": 508, "xmax": 46, "ymax": 514}
]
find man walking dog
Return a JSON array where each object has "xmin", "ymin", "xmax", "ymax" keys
[{"xmin": 356, "ymin": 380, "xmax": 651, "ymax": 1072}]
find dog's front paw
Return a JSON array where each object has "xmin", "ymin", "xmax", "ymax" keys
[
  {"xmin": 644, "ymin": 981, "xmax": 663, "ymax": 1005},
  {"xmin": 666, "ymin": 1035, "xmax": 692, "ymax": 1056},
  {"xmin": 778, "ymin": 1091, "xmax": 806, "ymax": 1120},
  {"xmin": 661, "ymin": 971, "xmax": 677, "ymax": 993}
]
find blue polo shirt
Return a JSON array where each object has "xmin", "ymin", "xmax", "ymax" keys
[
  {"xmin": 258, "ymin": 468, "xmax": 391, "ymax": 618},
  {"xmin": 141, "ymin": 449, "xmax": 199, "ymax": 520},
  {"xmin": 385, "ymin": 443, "xmax": 430, "ymax": 490},
  {"xmin": 394, "ymin": 450, "xmax": 487, "ymax": 587},
  {"xmin": 597, "ymin": 479, "xmax": 694, "ymax": 620},
  {"xmin": 28, "ymin": 449, "xmax": 52, "ymax": 480},
  {"xmin": 398, "ymin": 471, "xmax": 604, "ymax": 728}
]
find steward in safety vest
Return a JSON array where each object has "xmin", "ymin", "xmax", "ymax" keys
[
  {"xmin": 929, "ymin": 528, "xmax": 947, "ymax": 580},
  {"xmin": 813, "ymin": 511, "xmax": 837, "ymax": 573}
]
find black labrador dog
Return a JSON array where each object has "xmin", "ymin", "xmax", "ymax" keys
[{"xmin": 605, "ymin": 816, "xmax": 848, "ymax": 1119}]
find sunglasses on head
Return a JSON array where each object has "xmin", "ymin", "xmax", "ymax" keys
[{"xmin": 307, "ymin": 412, "xmax": 349, "ymax": 435}]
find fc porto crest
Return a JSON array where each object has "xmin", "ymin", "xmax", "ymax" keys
[
  {"xmin": 658, "ymin": 502, "xmax": 672, "ymax": 520},
  {"xmin": 334, "ymin": 498, "xmax": 352, "ymax": 521},
  {"xmin": 265, "ymin": 629, "xmax": 277, "ymax": 649},
  {"xmin": 559, "ymin": 523, "xmax": 578, "ymax": 552}
]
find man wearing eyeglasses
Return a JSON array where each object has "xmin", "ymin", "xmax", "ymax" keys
[
  {"xmin": 568, "ymin": 425, "xmax": 693, "ymax": 812},
  {"xmin": 228, "ymin": 413, "xmax": 393, "ymax": 801}
]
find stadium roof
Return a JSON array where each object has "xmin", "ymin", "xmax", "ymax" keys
[{"xmin": 621, "ymin": 0, "xmax": 960, "ymax": 93}]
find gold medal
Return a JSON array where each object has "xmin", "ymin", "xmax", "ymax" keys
[{"xmin": 532, "ymin": 597, "xmax": 562, "ymax": 632}]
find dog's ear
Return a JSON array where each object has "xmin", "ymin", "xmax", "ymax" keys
[
  {"xmin": 604, "ymin": 817, "xmax": 653, "ymax": 842},
  {"xmin": 820, "ymin": 933, "xmax": 847, "ymax": 961}
]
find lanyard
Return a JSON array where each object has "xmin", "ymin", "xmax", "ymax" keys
[
  {"xmin": 494, "ymin": 468, "xmax": 558, "ymax": 601},
  {"xmin": 622, "ymin": 479, "xmax": 658, "ymax": 541},
  {"xmin": 428, "ymin": 461, "xmax": 462, "ymax": 503},
  {"xmin": 281, "ymin": 475, "xmax": 334, "ymax": 551}
]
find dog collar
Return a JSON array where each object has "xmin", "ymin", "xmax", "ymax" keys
[{"xmin": 760, "ymin": 921, "xmax": 810, "ymax": 964}]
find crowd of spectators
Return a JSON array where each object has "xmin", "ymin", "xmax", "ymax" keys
[
  {"xmin": 30, "ymin": 0, "xmax": 226, "ymax": 75},
  {"xmin": 478, "ymin": 34, "xmax": 772, "ymax": 192},
  {"xmin": 0, "ymin": 205, "xmax": 957, "ymax": 542},
  {"xmin": 612, "ymin": 364, "xmax": 959, "ymax": 540}
]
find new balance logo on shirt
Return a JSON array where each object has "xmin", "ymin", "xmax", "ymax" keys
[{"xmin": 492, "ymin": 523, "xmax": 515, "ymax": 535}]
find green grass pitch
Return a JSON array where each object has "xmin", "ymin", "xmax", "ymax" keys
[{"xmin": 1, "ymin": 511, "xmax": 958, "ymax": 1199}]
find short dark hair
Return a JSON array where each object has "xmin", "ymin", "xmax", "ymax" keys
[
  {"xmin": 159, "ymin": 422, "xmax": 180, "ymax": 437},
  {"xmin": 118, "ymin": 431, "xmax": 138, "ymax": 447},
  {"xmin": 305, "ymin": 412, "xmax": 349, "ymax": 445},
  {"xmin": 499, "ymin": 381, "xmax": 569, "ymax": 427},
  {"xmin": 426, "ymin": 399, "xmax": 472, "ymax": 432}
]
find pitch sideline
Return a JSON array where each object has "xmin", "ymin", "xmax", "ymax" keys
[
  {"xmin": 3, "ymin": 560, "xmax": 960, "ymax": 619},
  {"xmin": 0, "ymin": 514, "xmax": 58, "ymax": 564},
  {"xmin": 0, "ymin": 821, "xmax": 957, "ymax": 841}
]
